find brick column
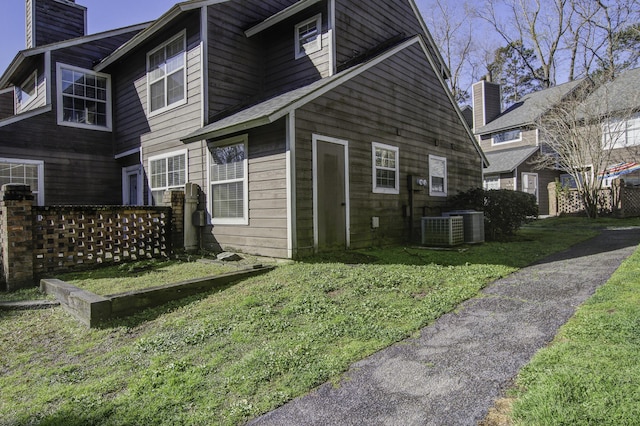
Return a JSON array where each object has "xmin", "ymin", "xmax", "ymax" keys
[
  {"xmin": 1, "ymin": 184, "xmax": 35, "ymax": 291},
  {"xmin": 163, "ymin": 189, "xmax": 185, "ymax": 251}
]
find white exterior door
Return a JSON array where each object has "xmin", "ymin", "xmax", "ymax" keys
[{"xmin": 522, "ymin": 172, "xmax": 539, "ymax": 202}]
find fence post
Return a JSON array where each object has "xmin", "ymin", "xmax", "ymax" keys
[
  {"xmin": 547, "ymin": 182, "xmax": 558, "ymax": 217},
  {"xmin": 0, "ymin": 184, "xmax": 35, "ymax": 291}
]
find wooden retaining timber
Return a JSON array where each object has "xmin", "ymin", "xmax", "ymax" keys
[{"xmin": 41, "ymin": 265, "xmax": 274, "ymax": 328}]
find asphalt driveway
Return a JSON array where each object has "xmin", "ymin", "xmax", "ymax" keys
[{"xmin": 249, "ymin": 227, "xmax": 640, "ymax": 425}]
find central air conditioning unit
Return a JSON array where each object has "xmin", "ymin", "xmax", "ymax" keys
[
  {"xmin": 421, "ymin": 216, "xmax": 464, "ymax": 246},
  {"xmin": 442, "ymin": 210, "xmax": 485, "ymax": 244}
]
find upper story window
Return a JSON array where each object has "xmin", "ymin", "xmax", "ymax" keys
[
  {"xmin": 372, "ymin": 142, "xmax": 400, "ymax": 194},
  {"xmin": 604, "ymin": 113, "xmax": 640, "ymax": 149},
  {"xmin": 295, "ymin": 14, "xmax": 322, "ymax": 59},
  {"xmin": 57, "ymin": 63, "xmax": 111, "ymax": 131},
  {"xmin": 210, "ymin": 135, "xmax": 249, "ymax": 225},
  {"xmin": 149, "ymin": 150, "xmax": 187, "ymax": 205},
  {"xmin": 429, "ymin": 155, "xmax": 447, "ymax": 197},
  {"xmin": 16, "ymin": 71, "xmax": 37, "ymax": 112},
  {"xmin": 147, "ymin": 31, "xmax": 187, "ymax": 115},
  {"xmin": 492, "ymin": 129, "xmax": 522, "ymax": 145}
]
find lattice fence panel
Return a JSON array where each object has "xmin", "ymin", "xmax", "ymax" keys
[
  {"xmin": 621, "ymin": 187, "xmax": 640, "ymax": 217},
  {"xmin": 556, "ymin": 188, "xmax": 614, "ymax": 215},
  {"xmin": 32, "ymin": 207, "xmax": 172, "ymax": 274}
]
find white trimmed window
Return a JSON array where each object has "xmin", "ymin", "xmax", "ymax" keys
[
  {"xmin": 147, "ymin": 31, "xmax": 187, "ymax": 115},
  {"xmin": 57, "ymin": 63, "xmax": 111, "ymax": 130},
  {"xmin": 492, "ymin": 129, "xmax": 522, "ymax": 145},
  {"xmin": 429, "ymin": 155, "xmax": 447, "ymax": 197},
  {"xmin": 209, "ymin": 135, "xmax": 248, "ymax": 225},
  {"xmin": 483, "ymin": 176, "xmax": 500, "ymax": 190},
  {"xmin": 16, "ymin": 71, "xmax": 37, "ymax": 112},
  {"xmin": 295, "ymin": 14, "xmax": 322, "ymax": 59},
  {"xmin": 0, "ymin": 158, "xmax": 44, "ymax": 205},
  {"xmin": 148, "ymin": 151, "xmax": 187, "ymax": 205},
  {"xmin": 372, "ymin": 142, "xmax": 399, "ymax": 194},
  {"xmin": 604, "ymin": 113, "xmax": 640, "ymax": 149}
]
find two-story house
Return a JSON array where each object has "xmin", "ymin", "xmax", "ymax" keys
[
  {"xmin": 473, "ymin": 68, "xmax": 640, "ymax": 216},
  {"xmin": 472, "ymin": 78, "xmax": 583, "ymax": 215},
  {"xmin": 0, "ymin": 0, "xmax": 487, "ymax": 258}
]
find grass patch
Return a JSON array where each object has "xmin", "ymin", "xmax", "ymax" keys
[
  {"xmin": 55, "ymin": 259, "xmax": 241, "ymax": 296},
  {"xmin": 0, "ymin": 217, "xmax": 637, "ymax": 425},
  {"xmin": 0, "ymin": 287, "xmax": 55, "ymax": 302},
  {"xmin": 509, "ymin": 235, "xmax": 640, "ymax": 425}
]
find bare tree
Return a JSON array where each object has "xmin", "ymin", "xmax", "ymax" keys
[
  {"xmin": 533, "ymin": 72, "xmax": 640, "ymax": 218},
  {"xmin": 567, "ymin": 0, "xmax": 640, "ymax": 79},
  {"xmin": 423, "ymin": 0, "xmax": 483, "ymax": 104},
  {"xmin": 478, "ymin": 0, "xmax": 573, "ymax": 88}
]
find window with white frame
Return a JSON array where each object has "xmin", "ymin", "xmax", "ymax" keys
[
  {"xmin": 295, "ymin": 14, "xmax": 322, "ymax": 59},
  {"xmin": 57, "ymin": 64, "xmax": 111, "ymax": 130},
  {"xmin": 483, "ymin": 176, "xmax": 500, "ymax": 190},
  {"xmin": 0, "ymin": 158, "xmax": 44, "ymax": 205},
  {"xmin": 148, "ymin": 151, "xmax": 187, "ymax": 205},
  {"xmin": 210, "ymin": 135, "xmax": 248, "ymax": 225},
  {"xmin": 429, "ymin": 155, "xmax": 447, "ymax": 196},
  {"xmin": 492, "ymin": 129, "xmax": 522, "ymax": 145},
  {"xmin": 604, "ymin": 113, "xmax": 640, "ymax": 149},
  {"xmin": 16, "ymin": 71, "xmax": 37, "ymax": 111},
  {"xmin": 372, "ymin": 142, "xmax": 399, "ymax": 194},
  {"xmin": 147, "ymin": 31, "xmax": 187, "ymax": 115}
]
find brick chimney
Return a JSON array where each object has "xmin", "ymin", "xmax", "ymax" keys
[
  {"xmin": 26, "ymin": 0, "xmax": 87, "ymax": 49},
  {"xmin": 471, "ymin": 76, "xmax": 501, "ymax": 131}
]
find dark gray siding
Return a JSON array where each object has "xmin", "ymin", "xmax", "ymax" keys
[
  {"xmin": 0, "ymin": 111, "xmax": 120, "ymax": 205},
  {"xmin": 205, "ymin": 0, "xmax": 312, "ymax": 119},
  {"xmin": 262, "ymin": 2, "xmax": 331, "ymax": 95},
  {"xmin": 111, "ymin": 13, "xmax": 203, "ymax": 161},
  {"xmin": 27, "ymin": 0, "xmax": 86, "ymax": 48},
  {"xmin": 295, "ymin": 43, "xmax": 482, "ymax": 255},
  {"xmin": 335, "ymin": 0, "xmax": 441, "ymax": 71},
  {"xmin": 0, "ymin": 91, "xmax": 13, "ymax": 119}
]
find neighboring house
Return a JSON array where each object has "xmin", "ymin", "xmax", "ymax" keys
[
  {"xmin": 472, "ymin": 68, "xmax": 640, "ymax": 216},
  {"xmin": 472, "ymin": 78, "xmax": 584, "ymax": 215},
  {"xmin": 0, "ymin": 0, "xmax": 486, "ymax": 258}
]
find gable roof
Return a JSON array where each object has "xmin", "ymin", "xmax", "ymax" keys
[
  {"xmin": 0, "ymin": 22, "xmax": 149, "ymax": 89},
  {"xmin": 483, "ymin": 146, "xmax": 539, "ymax": 174},
  {"xmin": 182, "ymin": 35, "xmax": 488, "ymax": 166},
  {"xmin": 583, "ymin": 67, "xmax": 640, "ymax": 117},
  {"xmin": 475, "ymin": 79, "xmax": 585, "ymax": 136},
  {"xmin": 95, "ymin": 0, "xmax": 227, "ymax": 72}
]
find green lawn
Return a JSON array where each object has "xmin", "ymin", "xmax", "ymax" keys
[
  {"xmin": 508, "ymin": 231, "xmax": 640, "ymax": 425},
  {"xmin": 0, "ymin": 217, "xmax": 637, "ymax": 426}
]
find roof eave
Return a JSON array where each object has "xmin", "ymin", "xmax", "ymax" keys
[
  {"xmin": 95, "ymin": 1, "xmax": 227, "ymax": 72},
  {"xmin": 245, "ymin": 0, "xmax": 322, "ymax": 38},
  {"xmin": 182, "ymin": 116, "xmax": 274, "ymax": 143}
]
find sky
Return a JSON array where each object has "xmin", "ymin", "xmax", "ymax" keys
[{"xmin": 0, "ymin": 0, "xmax": 178, "ymax": 71}]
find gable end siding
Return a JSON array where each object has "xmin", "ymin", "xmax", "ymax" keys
[{"xmin": 294, "ymin": 43, "xmax": 482, "ymax": 254}]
